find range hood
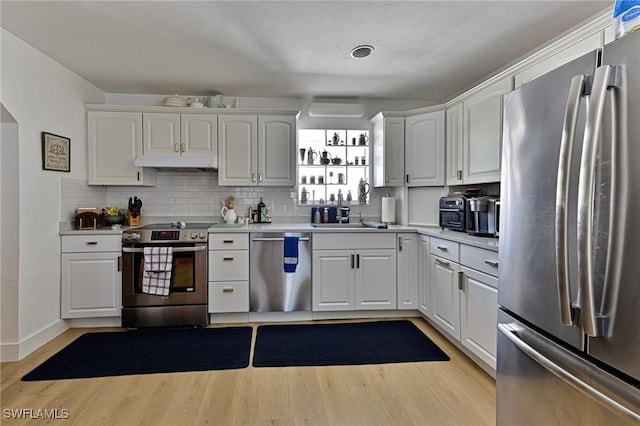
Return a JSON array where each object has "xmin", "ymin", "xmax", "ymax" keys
[{"xmin": 133, "ymin": 155, "xmax": 217, "ymax": 170}]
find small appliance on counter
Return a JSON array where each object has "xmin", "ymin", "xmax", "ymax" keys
[
  {"xmin": 439, "ymin": 194, "xmax": 470, "ymax": 232},
  {"xmin": 467, "ymin": 196, "xmax": 499, "ymax": 237}
]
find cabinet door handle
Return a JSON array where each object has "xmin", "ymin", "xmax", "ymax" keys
[
  {"xmin": 457, "ymin": 170, "xmax": 463, "ymax": 180},
  {"xmin": 117, "ymin": 256, "xmax": 122, "ymax": 272},
  {"xmin": 436, "ymin": 245, "xmax": 448, "ymax": 251},
  {"xmin": 435, "ymin": 258, "xmax": 450, "ymax": 267},
  {"xmin": 356, "ymin": 254, "xmax": 360, "ymax": 269},
  {"xmin": 252, "ymin": 172, "xmax": 257, "ymax": 182},
  {"xmin": 174, "ymin": 143, "xmax": 180, "ymax": 152},
  {"xmin": 398, "ymin": 236, "xmax": 403, "ymax": 251},
  {"xmin": 86, "ymin": 241, "xmax": 98, "ymax": 245},
  {"xmin": 180, "ymin": 143, "xmax": 186, "ymax": 153},
  {"xmin": 258, "ymin": 173, "xmax": 263, "ymax": 182},
  {"xmin": 351, "ymin": 254, "xmax": 355, "ymax": 269},
  {"xmin": 223, "ymin": 287, "xmax": 234, "ymax": 293},
  {"xmin": 458, "ymin": 271, "xmax": 464, "ymax": 290},
  {"xmin": 223, "ymin": 257, "xmax": 234, "ymax": 261},
  {"xmin": 223, "ymin": 240, "xmax": 235, "ymax": 244},
  {"xmin": 386, "ymin": 173, "xmax": 390, "ymax": 183},
  {"xmin": 406, "ymin": 174, "xmax": 409, "ymax": 184},
  {"xmin": 484, "ymin": 259, "xmax": 499, "ymax": 268}
]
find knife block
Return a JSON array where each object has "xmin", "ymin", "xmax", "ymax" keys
[{"xmin": 127, "ymin": 210, "xmax": 141, "ymax": 227}]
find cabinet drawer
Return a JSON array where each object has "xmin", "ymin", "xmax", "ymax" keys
[
  {"xmin": 430, "ymin": 237, "xmax": 459, "ymax": 262},
  {"xmin": 61, "ymin": 234, "xmax": 122, "ymax": 253},
  {"xmin": 208, "ymin": 281, "xmax": 249, "ymax": 313},
  {"xmin": 208, "ymin": 233, "xmax": 249, "ymax": 250},
  {"xmin": 313, "ymin": 233, "xmax": 396, "ymax": 250},
  {"xmin": 460, "ymin": 244, "xmax": 499, "ymax": 277},
  {"xmin": 208, "ymin": 251, "xmax": 249, "ymax": 281}
]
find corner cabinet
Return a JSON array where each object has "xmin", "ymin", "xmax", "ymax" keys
[
  {"xmin": 218, "ymin": 114, "xmax": 296, "ymax": 186},
  {"xmin": 446, "ymin": 77, "xmax": 513, "ymax": 185},
  {"xmin": 61, "ymin": 234, "xmax": 122, "ymax": 318},
  {"xmin": 405, "ymin": 109, "xmax": 445, "ymax": 187},
  {"xmin": 87, "ymin": 111, "xmax": 156, "ymax": 186},
  {"xmin": 371, "ymin": 112, "xmax": 405, "ymax": 187},
  {"xmin": 462, "ymin": 77, "xmax": 513, "ymax": 184}
]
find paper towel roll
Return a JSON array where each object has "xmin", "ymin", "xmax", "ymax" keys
[{"xmin": 381, "ymin": 196, "xmax": 396, "ymax": 224}]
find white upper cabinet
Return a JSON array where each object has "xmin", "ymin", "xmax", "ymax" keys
[
  {"xmin": 462, "ymin": 76, "xmax": 513, "ymax": 184},
  {"xmin": 181, "ymin": 114, "xmax": 218, "ymax": 157},
  {"xmin": 143, "ymin": 113, "xmax": 217, "ymax": 158},
  {"xmin": 218, "ymin": 114, "xmax": 296, "ymax": 186},
  {"xmin": 405, "ymin": 110, "xmax": 445, "ymax": 187},
  {"xmin": 87, "ymin": 110, "xmax": 156, "ymax": 186},
  {"xmin": 258, "ymin": 115, "xmax": 296, "ymax": 186},
  {"xmin": 143, "ymin": 113, "xmax": 181, "ymax": 156},
  {"xmin": 446, "ymin": 103, "xmax": 464, "ymax": 185},
  {"xmin": 218, "ymin": 115, "xmax": 257, "ymax": 186},
  {"xmin": 371, "ymin": 112, "xmax": 405, "ymax": 187}
]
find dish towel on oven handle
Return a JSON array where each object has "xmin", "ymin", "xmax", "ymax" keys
[
  {"xmin": 142, "ymin": 247, "xmax": 173, "ymax": 296},
  {"xmin": 283, "ymin": 236, "xmax": 299, "ymax": 273}
]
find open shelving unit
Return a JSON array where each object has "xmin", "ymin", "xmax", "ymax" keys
[{"xmin": 298, "ymin": 129, "xmax": 370, "ymax": 205}]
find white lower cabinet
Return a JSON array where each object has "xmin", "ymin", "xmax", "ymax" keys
[
  {"xmin": 430, "ymin": 254, "xmax": 461, "ymax": 340},
  {"xmin": 417, "ymin": 235, "xmax": 432, "ymax": 318},
  {"xmin": 423, "ymin": 235, "xmax": 499, "ymax": 373},
  {"xmin": 397, "ymin": 233, "xmax": 418, "ymax": 309},
  {"xmin": 61, "ymin": 235, "xmax": 122, "ymax": 318},
  {"xmin": 312, "ymin": 233, "xmax": 396, "ymax": 311},
  {"xmin": 208, "ymin": 233, "xmax": 249, "ymax": 313},
  {"xmin": 460, "ymin": 266, "xmax": 498, "ymax": 369}
]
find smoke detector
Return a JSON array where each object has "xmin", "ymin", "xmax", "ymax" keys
[{"xmin": 350, "ymin": 45, "xmax": 374, "ymax": 59}]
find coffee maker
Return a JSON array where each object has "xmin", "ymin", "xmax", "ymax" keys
[{"xmin": 467, "ymin": 196, "xmax": 498, "ymax": 237}]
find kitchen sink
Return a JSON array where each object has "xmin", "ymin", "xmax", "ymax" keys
[
  {"xmin": 311, "ymin": 221, "xmax": 388, "ymax": 229},
  {"xmin": 311, "ymin": 223, "xmax": 368, "ymax": 228}
]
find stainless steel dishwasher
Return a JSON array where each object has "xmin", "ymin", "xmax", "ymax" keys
[{"xmin": 250, "ymin": 232, "xmax": 311, "ymax": 312}]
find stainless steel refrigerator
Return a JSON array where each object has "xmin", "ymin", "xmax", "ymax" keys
[{"xmin": 498, "ymin": 30, "xmax": 640, "ymax": 425}]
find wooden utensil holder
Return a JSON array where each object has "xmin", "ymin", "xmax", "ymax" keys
[{"xmin": 127, "ymin": 211, "xmax": 141, "ymax": 227}]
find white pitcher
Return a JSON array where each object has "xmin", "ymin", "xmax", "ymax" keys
[{"xmin": 221, "ymin": 206, "xmax": 237, "ymax": 223}]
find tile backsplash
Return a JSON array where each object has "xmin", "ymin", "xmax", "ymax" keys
[{"xmin": 61, "ymin": 171, "xmax": 388, "ymax": 224}]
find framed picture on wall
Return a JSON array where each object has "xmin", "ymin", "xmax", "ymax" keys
[{"xmin": 41, "ymin": 132, "xmax": 70, "ymax": 172}]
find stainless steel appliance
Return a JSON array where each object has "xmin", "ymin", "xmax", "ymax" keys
[
  {"xmin": 499, "ymin": 31, "xmax": 640, "ymax": 424},
  {"xmin": 438, "ymin": 195, "xmax": 469, "ymax": 232},
  {"xmin": 121, "ymin": 222, "xmax": 214, "ymax": 328},
  {"xmin": 467, "ymin": 196, "xmax": 498, "ymax": 237},
  {"xmin": 249, "ymin": 232, "xmax": 311, "ymax": 312}
]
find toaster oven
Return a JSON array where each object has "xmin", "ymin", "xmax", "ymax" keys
[{"xmin": 439, "ymin": 195, "xmax": 469, "ymax": 232}]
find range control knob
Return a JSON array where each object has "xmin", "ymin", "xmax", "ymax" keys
[
  {"xmin": 199, "ymin": 232, "xmax": 207, "ymax": 239},
  {"xmin": 190, "ymin": 232, "xmax": 198, "ymax": 239}
]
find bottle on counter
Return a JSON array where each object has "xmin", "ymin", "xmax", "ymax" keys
[
  {"xmin": 266, "ymin": 202, "xmax": 273, "ymax": 223},
  {"xmin": 257, "ymin": 197, "xmax": 266, "ymax": 223}
]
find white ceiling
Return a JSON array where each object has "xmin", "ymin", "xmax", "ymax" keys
[{"xmin": 1, "ymin": 1, "xmax": 611, "ymax": 103}]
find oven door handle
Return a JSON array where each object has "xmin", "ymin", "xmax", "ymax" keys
[{"xmin": 122, "ymin": 246, "xmax": 207, "ymax": 253}]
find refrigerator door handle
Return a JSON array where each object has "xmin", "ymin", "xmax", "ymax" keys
[
  {"xmin": 577, "ymin": 65, "xmax": 618, "ymax": 337},
  {"xmin": 555, "ymin": 74, "xmax": 585, "ymax": 327},
  {"xmin": 498, "ymin": 323, "xmax": 640, "ymax": 423}
]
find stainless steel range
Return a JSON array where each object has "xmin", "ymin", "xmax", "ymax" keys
[{"xmin": 121, "ymin": 222, "xmax": 214, "ymax": 328}]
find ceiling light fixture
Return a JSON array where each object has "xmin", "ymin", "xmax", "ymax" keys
[{"xmin": 350, "ymin": 45, "xmax": 374, "ymax": 59}]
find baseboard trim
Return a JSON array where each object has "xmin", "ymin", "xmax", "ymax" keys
[{"xmin": 0, "ymin": 319, "xmax": 69, "ymax": 362}]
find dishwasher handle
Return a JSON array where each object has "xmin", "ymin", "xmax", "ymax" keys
[{"xmin": 251, "ymin": 237, "xmax": 310, "ymax": 242}]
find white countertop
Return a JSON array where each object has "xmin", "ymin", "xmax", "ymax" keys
[{"xmin": 60, "ymin": 221, "xmax": 499, "ymax": 251}]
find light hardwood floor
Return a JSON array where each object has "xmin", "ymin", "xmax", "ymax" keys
[{"xmin": 1, "ymin": 318, "xmax": 496, "ymax": 425}]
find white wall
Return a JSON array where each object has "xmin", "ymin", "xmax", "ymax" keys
[
  {"xmin": 0, "ymin": 29, "xmax": 104, "ymax": 360},
  {"xmin": 1, "ymin": 105, "xmax": 20, "ymax": 360}
]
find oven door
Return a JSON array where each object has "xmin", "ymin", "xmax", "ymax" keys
[{"xmin": 121, "ymin": 243, "xmax": 207, "ymax": 307}]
